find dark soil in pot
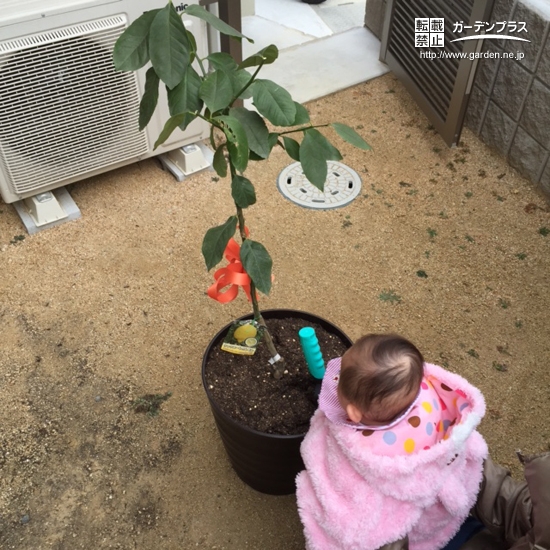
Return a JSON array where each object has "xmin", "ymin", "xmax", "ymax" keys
[{"xmin": 203, "ymin": 314, "xmax": 350, "ymax": 435}]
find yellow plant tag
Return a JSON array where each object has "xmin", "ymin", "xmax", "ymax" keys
[{"xmin": 221, "ymin": 320, "xmax": 263, "ymax": 355}]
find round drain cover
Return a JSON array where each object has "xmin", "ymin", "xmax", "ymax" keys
[{"xmin": 277, "ymin": 161, "xmax": 362, "ymax": 209}]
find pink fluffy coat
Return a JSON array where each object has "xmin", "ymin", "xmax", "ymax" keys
[{"xmin": 296, "ymin": 363, "xmax": 488, "ymax": 550}]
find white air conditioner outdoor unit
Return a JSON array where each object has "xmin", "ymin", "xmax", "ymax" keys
[{"xmin": 0, "ymin": 0, "xmax": 211, "ymax": 204}]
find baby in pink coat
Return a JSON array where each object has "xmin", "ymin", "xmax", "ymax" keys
[
  {"xmin": 296, "ymin": 333, "xmax": 488, "ymax": 549},
  {"xmin": 322, "ymin": 334, "xmax": 470, "ymax": 457}
]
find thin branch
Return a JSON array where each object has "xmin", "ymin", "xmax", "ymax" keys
[
  {"xmin": 232, "ymin": 62, "xmax": 264, "ymax": 104},
  {"xmin": 231, "ymin": 168, "xmax": 284, "ymax": 376},
  {"xmin": 195, "ymin": 55, "xmax": 208, "ymax": 77},
  {"xmin": 277, "ymin": 122, "xmax": 332, "ymax": 136}
]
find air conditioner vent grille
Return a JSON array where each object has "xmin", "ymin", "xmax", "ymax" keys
[
  {"xmin": 0, "ymin": 15, "xmax": 127, "ymax": 54},
  {"xmin": 0, "ymin": 16, "xmax": 148, "ymax": 196}
]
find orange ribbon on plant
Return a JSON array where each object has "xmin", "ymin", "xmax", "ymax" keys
[{"xmin": 207, "ymin": 230, "xmax": 254, "ymax": 303}]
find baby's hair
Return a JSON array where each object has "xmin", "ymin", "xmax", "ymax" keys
[{"xmin": 338, "ymin": 334, "xmax": 424, "ymax": 423}]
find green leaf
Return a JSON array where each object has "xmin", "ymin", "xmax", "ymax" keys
[
  {"xmin": 209, "ymin": 125, "xmax": 217, "ymax": 149},
  {"xmin": 113, "ymin": 10, "xmax": 159, "ymax": 71},
  {"xmin": 302, "ymin": 128, "xmax": 342, "ymax": 161},
  {"xmin": 229, "ymin": 107, "xmax": 270, "ymax": 158},
  {"xmin": 240, "ymin": 240, "xmax": 272, "ymax": 295},
  {"xmin": 282, "ymin": 137, "xmax": 300, "ymax": 162},
  {"xmin": 331, "ymin": 122, "xmax": 372, "ymax": 150},
  {"xmin": 248, "ymin": 151, "xmax": 263, "ymax": 161},
  {"xmin": 300, "ymin": 130, "xmax": 330, "ymax": 190},
  {"xmin": 312, "ymin": 129, "xmax": 343, "ymax": 161},
  {"xmin": 231, "ymin": 175, "xmax": 256, "ymax": 208},
  {"xmin": 226, "ymin": 141, "xmax": 248, "ymax": 173},
  {"xmin": 202, "ymin": 216, "xmax": 238, "ymax": 271},
  {"xmin": 292, "ymin": 103, "xmax": 310, "ymax": 125},
  {"xmin": 213, "ymin": 145, "xmax": 227, "ymax": 178},
  {"xmin": 268, "ymin": 133, "xmax": 280, "ymax": 149},
  {"xmin": 251, "ymin": 79, "xmax": 296, "ymax": 126},
  {"xmin": 232, "ymin": 69, "xmax": 255, "ymax": 99},
  {"xmin": 227, "ymin": 143, "xmax": 245, "ymax": 172},
  {"xmin": 251, "ymin": 132, "xmax": 281, "ymax": 159},
  {"xmin": 149, "ymin": 3, "xmax": 190, "ymax": 89},
  {"xmin": 215, "ymin": 115, "xmax": 249, "ymax": 172},
  {"xmin": 207, "ymin": 52, "xmax": 239, "ymax": 72},
  {"xmin": 206, "ymin": 54, "xmax": 251, "ymax": 98},
  {"xmin": 184, "ymin": 5, "xmax": 253, "ymax": 43},
  {"xmin": 153, "ymin": 112, "xmax": 189, "ymax": 149},
  {"xmin": 139, "ymin": 68, "xmax": 160, "ymax": 131},
  {"xmin": 238, "ymin": 44, "xmax": 279, "ymax": 69},
  {"xmin": 167, "ymin": 66, "xmax": 203, "ymax": 130},
  {"xmin": 186, "ymin": 29, "xmax": 197, "ymax": 63},
  {"xmin": 200, "ymin": 69, "xmax": 234, "ymax": 113},
  {"xmin": 216, "ymin": 116, "xmax": 245, "ymax": 144}
]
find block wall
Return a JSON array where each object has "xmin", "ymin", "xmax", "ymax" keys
[{"xmin": 465, "ymin": 0, "xmax": 550, "ymax": 198}]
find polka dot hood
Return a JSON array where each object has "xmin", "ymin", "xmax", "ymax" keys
[
  {"xmin": 296, "ymin": 362, "xmax": 488, "ymax": 550},
  {"xmin": 317, "ymin": 358, "xmax": 476, "ymax": 457}
]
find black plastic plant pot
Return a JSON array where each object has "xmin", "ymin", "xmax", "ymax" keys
[{"xmin": 201, "ymin": 309, "xmax": 352, "ymax": 495}]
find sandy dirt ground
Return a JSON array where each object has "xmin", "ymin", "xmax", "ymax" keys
[{"xmin": 1, "ymin": 73, "xmax": 549, "ymax": 549}]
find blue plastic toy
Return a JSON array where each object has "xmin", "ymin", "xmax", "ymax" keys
[{"xmin": 299, "ymin": 326, "xmax": 325, "ymax": 379}]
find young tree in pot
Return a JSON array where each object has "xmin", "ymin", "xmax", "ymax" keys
[{"xmin": 113, "ymin": 2, "xmax": 370, "ymax": 377}]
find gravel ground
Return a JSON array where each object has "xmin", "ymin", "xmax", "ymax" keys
[{"xmin": 1, "ymin": 73, "xmax": 549, "ymax": 549}]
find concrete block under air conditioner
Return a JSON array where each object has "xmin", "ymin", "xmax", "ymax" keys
[
  {"xmin": 13, "ymin": 187, "xmax": 81, "ymax": 234},
  {"xmin": 160, "ymin": 143, "xmax": 213, "ymax": 181}
]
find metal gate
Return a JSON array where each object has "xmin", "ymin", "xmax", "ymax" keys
[{"xmin": 380, "ymin": 0, "xmax": 494, "ymax": 146}]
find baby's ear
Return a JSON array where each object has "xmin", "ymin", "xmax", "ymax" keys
[{"xmin": 346, "ymin": 403, "xmax": 363, "ymax": 423}]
